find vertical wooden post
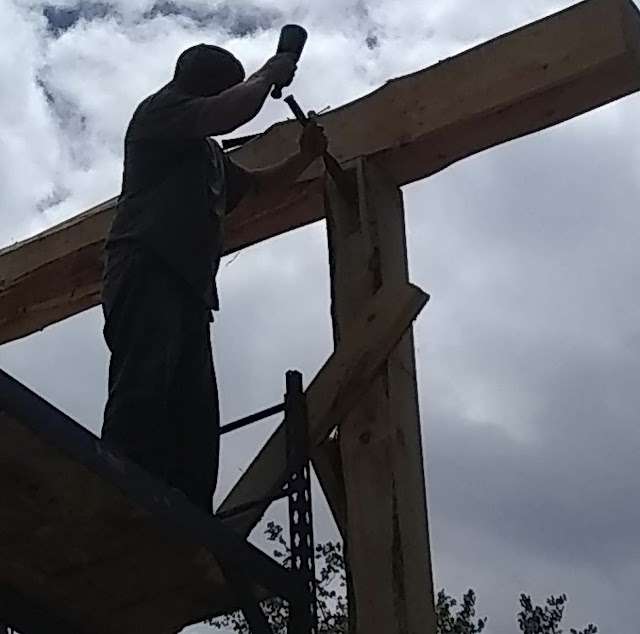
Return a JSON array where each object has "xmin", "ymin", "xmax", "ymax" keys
[{"xmin": 324, "ymin": 158, "xmax": 436, "ymax": 634}]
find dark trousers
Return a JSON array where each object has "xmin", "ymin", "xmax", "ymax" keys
[{"xmin": 101, "ymin": 245, "xmax": 219, "ymax": 512}]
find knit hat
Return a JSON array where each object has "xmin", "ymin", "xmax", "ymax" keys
[{"xmin": 173, "ymin": 44, "xmax": 245, "ymax": 96}]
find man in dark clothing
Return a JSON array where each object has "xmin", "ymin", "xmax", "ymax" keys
[{"xmin": 101, "ymin": 43, "xmax": 327, "ymax": 512}]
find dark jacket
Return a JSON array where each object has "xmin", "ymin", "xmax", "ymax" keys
[{"xmin": 105, "ymin": 82, "xmax": 251, "ymax": 310}]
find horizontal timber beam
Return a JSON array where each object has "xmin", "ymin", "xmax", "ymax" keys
[
  {"xmin": 0, "ymin": 181, "xmax": 324, "ymax": 345},
  {"xmin": 1, "ymin": 0, "xmax": 640, "ymax": 344}
]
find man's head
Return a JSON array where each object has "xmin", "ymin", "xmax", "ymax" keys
[{"xmin": 173, "ymin": 44, "xmax": 245, "ymax": 96}]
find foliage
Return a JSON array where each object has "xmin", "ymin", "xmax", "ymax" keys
[
  {"xmin": 517, "ymin": 594, "xmax": 598, "ymax": 634},
  {"xmin": 211, "ymin": 524, "xmax": 597, "ymax": 634},
  {"xmin": 210, "ymin": 522, "xmax": 346, "ymax": 634},
  {"xmin": 435, "ymin": 589, "xmax": 487, "ymax": 634}
]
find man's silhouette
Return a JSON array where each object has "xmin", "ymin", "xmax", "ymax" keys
[{"xmin": 101, "ymin": 43, "xmax": 327, "ymax": 512}]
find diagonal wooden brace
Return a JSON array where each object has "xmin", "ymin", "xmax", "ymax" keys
[{"xmin": 217, "ymin": 281, "xmax": 429, "ymax": 538}]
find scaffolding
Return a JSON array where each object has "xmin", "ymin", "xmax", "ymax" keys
[{"xmin": 0, "ymin": 368, "xmax": 316, "ymax": 634}]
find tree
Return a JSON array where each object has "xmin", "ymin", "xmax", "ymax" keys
[
  {"xmin": 435, "ymin": 589, "xmax": 486, "ymax": 634},
  {"xmin": 211, "ymin": 523, "xmax": 597, "ymax": 634},
  {"xmin": 517, "ymin": 595, "xmax": 597, "ymax": 634},
  {"xmin": 211, "ymin": 522, "xmax": 346, "ymax": 634}
]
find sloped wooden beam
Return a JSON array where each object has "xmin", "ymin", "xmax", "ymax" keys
[
  {"xmin": 2, "ymin": 0, "xmax": 640, "ymax": 345},
  {"xmin": 218, "ymin": 281, "xmax": 429, "ymax": 537}
]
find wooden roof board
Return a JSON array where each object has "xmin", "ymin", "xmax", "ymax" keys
[{"xmin": 0, "ymin": 368, "xmax": 296, "ymax": 634}]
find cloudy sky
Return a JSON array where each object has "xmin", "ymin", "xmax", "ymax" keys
[{"xmin": 1, "ymin": 0, "xmax": 640, "ymax": 631}]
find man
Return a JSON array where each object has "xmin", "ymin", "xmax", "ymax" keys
[{"xmin": 101, "ymin": 43, "xmax": 327, "ymax": 512}]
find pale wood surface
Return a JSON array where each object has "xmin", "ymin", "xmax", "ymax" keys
[{"xmin": 326, "ymin": 158, "xmax": 435, "ymax": 634}]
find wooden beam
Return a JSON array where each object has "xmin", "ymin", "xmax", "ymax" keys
[
  {"xmin": 310, "ymin": 437, "xmax": 348, "ymax": 538},
  {"xmin": 326, "ymin": 159, "xmax": 435, "ymax": 634},
  {"xmin": 2, "ymin": 0, "xmax": 640, "ymax": 344},
  {"xmin": 218, "ymin": 281, "xmax": 429, "ymax": 537},
  {"xmin": 0, "ymin": 368, "xmax": 303, "ymax": 634},
  {"xmin": 0, "ymin": 181, "xmax": 324, "ymax": 345}
]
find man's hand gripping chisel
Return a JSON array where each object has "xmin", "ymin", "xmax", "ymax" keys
[
  {"xmin": 270, "ymin": 24, "xmax": 357, "ymax": 205},
  {"xmin": 284, "ymin": 95, "xmax": 358, "ymax": 206}
]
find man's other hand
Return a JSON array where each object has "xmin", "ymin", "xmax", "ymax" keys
[
  {"xmin": 262, "ymin": 53, "xmax": 297, "ymax": 88},
  {"xmin": 299, "ymin": 120, "xmax": 328, "ymax": 162},
  {"xmin": 248, "ymin": 119, "xmax": 329, "ymax": 194}
]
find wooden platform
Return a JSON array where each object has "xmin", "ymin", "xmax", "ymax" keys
[{"xmin": 0, "ymin": 369, "xmax": 298, "ymax": 634}]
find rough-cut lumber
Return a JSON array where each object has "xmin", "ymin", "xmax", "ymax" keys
[
  {"xmin": 325, "ymin": 159, "xmax": 435, "ymax": 634},
  {"xmin": 2, "ymin": 0, "xmax": 640, "ymax": 345},
  {"xmin": 0, "ymin": 181, "xmax": 323, "ymax": 346},
  {"xmin": 218, "ymin": 281, "xmax": 429, "ymax": 536},
  {"xmin": 0, "ymin": 369, "xmax": 303, "ymax": 634}
]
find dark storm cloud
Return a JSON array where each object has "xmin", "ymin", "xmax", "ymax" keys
[
  {"xmin": 43, "ymin": 2, "xmax": 110, "ymax": 35},
  {"xmin": 401, "ymin": 92, "xmax": 640, "ymax": 632},
  {"xmin": 42, "ymin": 1, "xmax": 280, "ymax": 37},
  {"xmin": 427, "ymin": 347, "xmax": 640, "ymax": 567}
]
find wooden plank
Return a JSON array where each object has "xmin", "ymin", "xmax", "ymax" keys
[
  {"xmin": 2, "ymin": 0, "xmax": 640, "ymax": 344},
  {"xmin": 364, "ymin": 160, "xmax": 436, "ymax": 634},
  {"xmin": 0, "ymin": 369, "xmax": 303, "ymax": 634},
  {"xmin": 325, "ymin": 158, "xmax": 435, "ymax": 634},
  {"xmin": 0, "ymin": 181, "xmax": 323, "ymax": 345},
  {"xmin": 0, "ymin": 585, "xmax": 85, "ymax": 634},
  {"xmin": 310, "ymin": 437, "xmax": 347, "ymax": 538},
  {"xmin": 235, "ymin": 0, "xmax": 640, "ymax": 185},
  {"xmin": 218, "ymin": 281, "xmax": 429, "ymax": 536}
]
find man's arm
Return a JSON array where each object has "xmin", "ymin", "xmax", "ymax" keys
[
  {"xmin": 195, "ymin": 54, "xmax": 297, "ymax": 137},
  {"xmin": 247, "ymin": 120, "xmax": 328, "ymax": 195}
]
